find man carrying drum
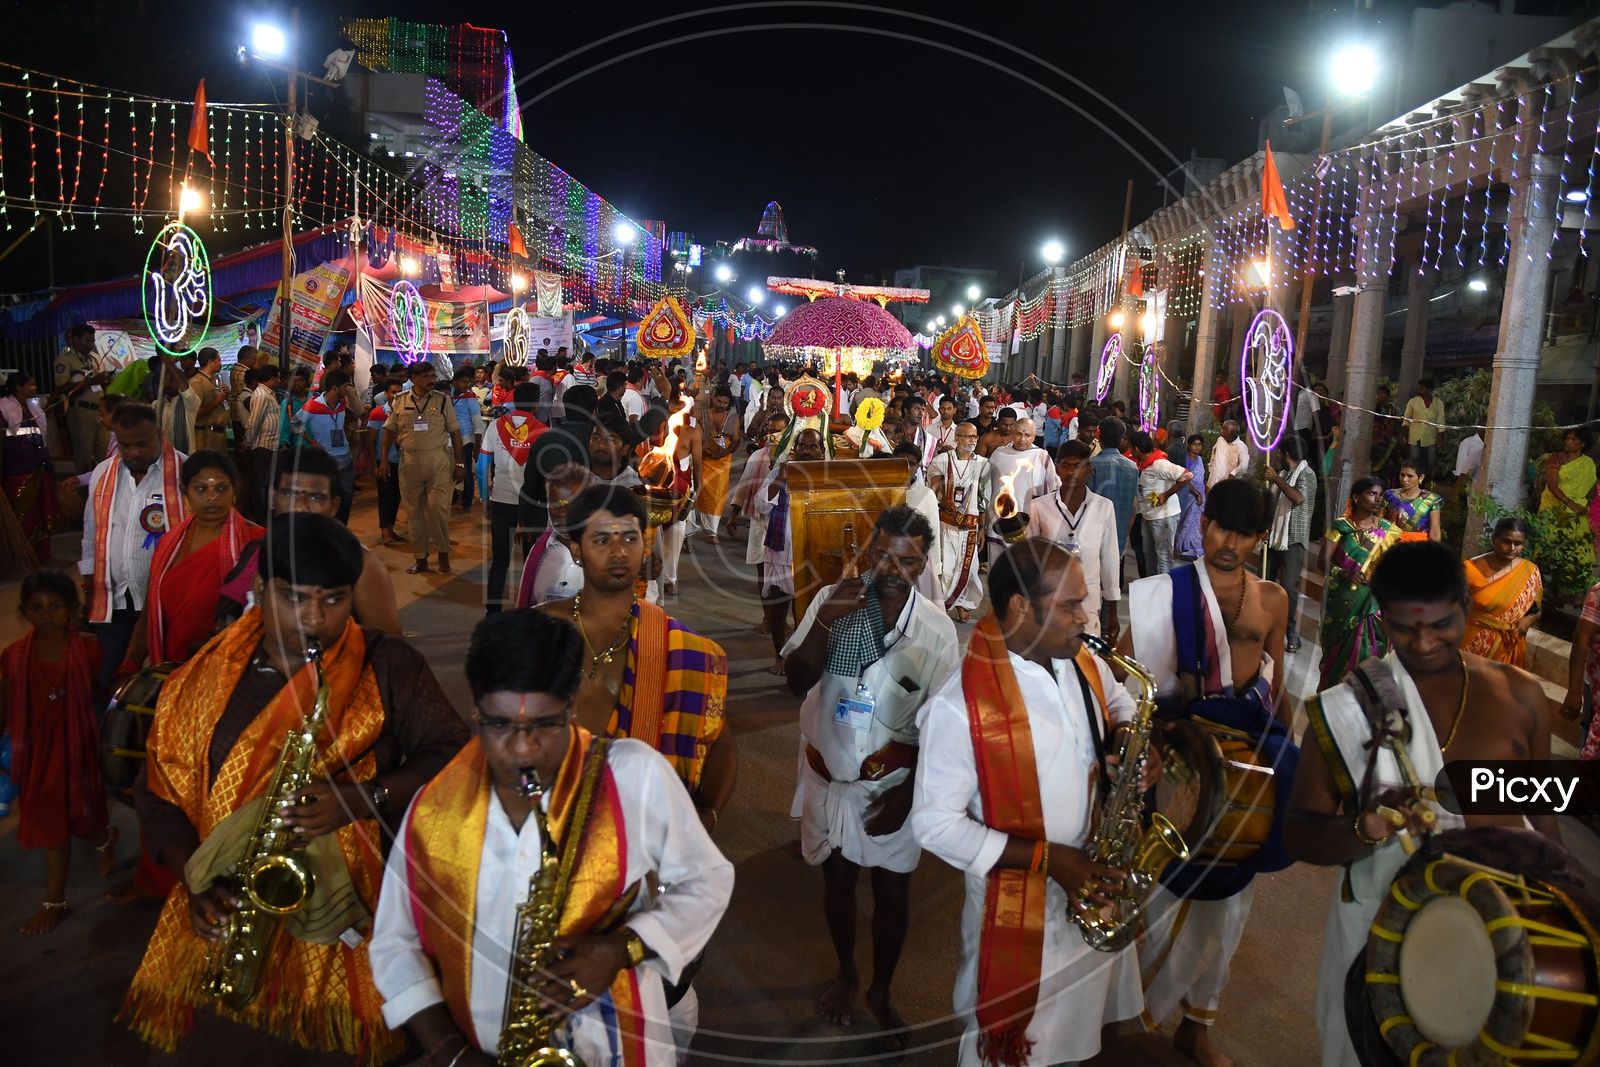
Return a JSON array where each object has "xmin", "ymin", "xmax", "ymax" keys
[
  {"xmin": 1120, "ymin": 480, "xmax": 1292, "ymax": 1067},
  {"xmin": 1286, "ymin": 541, "xmax": 1561, "ymax": 1067}
]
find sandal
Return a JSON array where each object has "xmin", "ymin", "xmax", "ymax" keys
[{"xmin": 94, "ymin": 826, "xmax": 120, "ymax": 854}]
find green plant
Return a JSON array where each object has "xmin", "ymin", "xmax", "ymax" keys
[
  {"xmin": 1470, "ymin": 491, "xmax": 1594, "ymax": 602},
  {"xmin": 1432, "ymin": 370, "xmax": 1562, "ymax": 488}
]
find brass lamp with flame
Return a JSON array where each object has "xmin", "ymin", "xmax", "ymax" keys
[
  {"xmin": 993, "ymin": 469, "xmax": 1031, "ymax": 544},
  {"xmin": 633, "ymin": 403, "xmax": 692, "ymax": 527}
]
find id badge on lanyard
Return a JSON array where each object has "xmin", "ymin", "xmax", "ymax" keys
[{"xmin": 834, "ymin": 673, "xmax": 876, "ymax": 732}]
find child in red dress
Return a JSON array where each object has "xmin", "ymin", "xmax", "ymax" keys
[{"xmin": 0, "ymin": 567, "xmax": 118, "ymax": 933}]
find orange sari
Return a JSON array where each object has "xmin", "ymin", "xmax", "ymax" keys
[{"xmin": 1463, "ymin": 557, "xmax": 1542, "ymax": 666}]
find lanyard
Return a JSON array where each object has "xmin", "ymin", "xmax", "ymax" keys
[
  {"xmin": 1054, "ymin": 496, "xmax": 1088, "ymax": 537},
  {"xmin": 855, "ymin": 592, "xmax": 914, "ymax": 687}
]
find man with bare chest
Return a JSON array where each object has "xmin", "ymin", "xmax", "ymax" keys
[
  {"xmin": 1122, "ymin": 480, "xmax": 1290, "ymax": 1067},
  {"xmin": 538, "ymin": 484, "xmax": 735, "ymax": 832},
  {"xmin": 1287, "ymin": 541, "xmax": 1558, "ymax": 1067}
]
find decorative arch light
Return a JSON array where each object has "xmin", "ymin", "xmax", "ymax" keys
[
  {"xmin": 1138, "ymin": 343, "xmax": 1163, "ymax": 432},
  {"xmin": 1240, "ymin": 308, "xmax": 1295, "ymax": 452},
  {"xmin": 390, "ymin": 280, "xmax": 430, "ymax": 364},
  {"xmin": 142, "ymin": 221, "xmax": 211, "ymax": 355},
  {"xmin": 501, "ymin": 306, "xmax": 530, "ymax": 367},
  {"xmin": 1095, "ymin": 333, "xmax": 1121, "ymax": 402}
]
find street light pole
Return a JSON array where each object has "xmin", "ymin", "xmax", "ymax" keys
[{"xmin": 279, "ymin": 7, "xmax": 297, "ymax": 369}]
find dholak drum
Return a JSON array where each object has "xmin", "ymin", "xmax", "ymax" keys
[
  {"xmin": 1365, "ymin": 855, "xmax": 1600, "ymax": 1067},
  {"xmin": 1153, "ymin": 718, "xmax": 1277, "ymax": 866},
  {"xmin": 99, "ymin": 662, "xmax": 178, "ymax": 804}
]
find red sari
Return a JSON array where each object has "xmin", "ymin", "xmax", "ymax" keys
[
  {"xmin": 2, "ymin": 629, "xmax": 107, "ymax": 849},
  {"xmin": 145, "ymin": 511, "xmax": 262, "ymax": 664}
]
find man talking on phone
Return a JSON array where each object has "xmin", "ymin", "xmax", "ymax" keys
[{"xmin": 781, "ymin": 504, "xmax": 959, "ymax": 1045}]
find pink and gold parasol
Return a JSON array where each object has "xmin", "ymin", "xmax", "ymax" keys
[{"xmin": 762, "ymin": 296, "xmax": 917, "ymax": 375}]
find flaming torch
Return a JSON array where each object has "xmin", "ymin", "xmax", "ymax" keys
[
  {"xmin": 634, "ymin": 402, "xmax": 692, "ymax": 528},
  {"xmin": 992, "ymin": 468, "xmax": 1031, "ymax": 544}
]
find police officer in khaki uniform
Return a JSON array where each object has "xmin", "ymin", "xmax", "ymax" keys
[
  {"xmin": 54, "ymin": 323, "xmax": 111, "ymax": 472},
  {"xmin": 380, "ymin": 361, "xmax": 464, "ymax": 575}
]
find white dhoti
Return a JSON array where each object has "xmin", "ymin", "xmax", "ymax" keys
[
  {"xmin": 941, "ymin": 522, "xmax": 982, "ymax": 609},
  {"xmin": 799, "ymin": 761, "xmax": 920, "ymax": 873},
  {"xmin": 1305, "ymin": 653, "xmax": 1461, "ymax": 1067},
  {"xmin": 659, "ymin": 520, "xmax": 685, "ymax": 584},
  {"xmin": 745, "ymin": 513, "xmax": 768, "ymax": 566},
  {"xmin": 1139, "ymin": 884, "xmax": 1254, "ymax": 1028}
]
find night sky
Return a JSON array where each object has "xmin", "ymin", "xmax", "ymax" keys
[{"xmin": 0, "ymin": 0, "xmax": 1469, "ymax": 292}]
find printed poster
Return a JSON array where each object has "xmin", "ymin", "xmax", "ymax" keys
[{"xmin": 262, "ymin": 257, "xmax": 353, "ymax": 367}]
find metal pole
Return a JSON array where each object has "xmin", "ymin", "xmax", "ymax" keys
[{"xmin": 278, "ymin": 7, "xmax": 298, "ymax": 368}]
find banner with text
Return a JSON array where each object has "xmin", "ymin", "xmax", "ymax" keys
[
  {"xmin": 356, "ymin": 275, "xmax": 490, "ymax": 358},
  {"xmin": 262, "ymin": 257, "xmax": 353, "ymax": 367}
]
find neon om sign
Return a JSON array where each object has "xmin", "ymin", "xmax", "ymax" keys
[
  {"xmin": 1095, "ymin": 333, "xmax": 1120, "ymax": 402},
  {"xmin": 500, "ymin": 307, "xmax": 530, "ymax": 367},
  {"xmin": 390, "ymin": 281, "xmax": 430, "ymax": 364},
  {"xmin": 1240, "ymin": 308, "xmax": 1294, "ymax": 452},
  {"xmin": 142, "ymin": 222, "xmax": 211, "ymax": 355}
]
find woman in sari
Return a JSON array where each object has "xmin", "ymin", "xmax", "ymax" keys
[
  {"xmin": 1173, "ymin": 432, "xmax": 1207, "ymax": 560},
  {"xmin": 1, "ymin": 373, "xmax": 60, "ymax": 563},
  {"xmin": 1383, "ymin": 458, "xmax": 1443, "ymax": 541},
  {"xmin": 123, "ymin": 450, "xmax": 262, "ymax": 668},
  {"xmin": 101, "ymin": 451, "xmax": 261, "ymax": 906},
  {"xmin": 1318, "ymin": 476, "xmax": 1403, "ymax": 688},
  {"xmin": 1463, "ymin": 516, "xmax": 1542, "ymax": 667},
  {"xmin": 1540, "ymin": 426, "xmax": 1597, "ymax": 574}
]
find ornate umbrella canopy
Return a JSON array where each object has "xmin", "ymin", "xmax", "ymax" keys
[
  {"xmin": 763, "ymin": 296, "xmax": 917, "ymax": 374},
  {"xmin": 931, "ymin": 314, "xmax": 990, "ymax": 379}
]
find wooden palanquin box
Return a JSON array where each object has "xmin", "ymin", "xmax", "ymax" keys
[{"xmin": 784, "ymin": 457, "xmax": 913, "ymax": 622}]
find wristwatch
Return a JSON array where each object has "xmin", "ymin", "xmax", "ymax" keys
[
  {"xmin": 621, "ymin": 928, "xmax": 648, "ymax": 969},
  {"xmin": 366, "ymin": 779, "xmax": 390, "ymax": 815}
]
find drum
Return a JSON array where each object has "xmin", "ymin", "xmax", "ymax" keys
[
  {"xmin": 1154, "ymin": 718, "xmax": 1277, "ymax": 866},
  {"xmin": 1364, "ymin": 854, "xmax": 1600, "ymax": 1067},
  {"xmin": 99, "ymin": 662, "xmax": 178, "ymax": 804}
]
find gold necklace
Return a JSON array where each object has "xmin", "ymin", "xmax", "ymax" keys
[
  {"xmin": 1440, "ymin": 653, "xmax": 1470, "ymax": 751},
  {"xmin": 572, "ymin": 595, "xmax": 634, "ymax": 680}
]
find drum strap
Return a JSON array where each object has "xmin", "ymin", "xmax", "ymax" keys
[
  {"xmin": 1170, "ymin": 562, "xmax": 1206, "ymax": 706},
  {"xmin": 1345, "ymin": 658, "xmax": 1411, "ymax": 814}
]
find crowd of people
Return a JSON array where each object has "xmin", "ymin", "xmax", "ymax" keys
[{"xmin": 0, "ymin": 329, "xmax": 1594, "ymax": 1067}]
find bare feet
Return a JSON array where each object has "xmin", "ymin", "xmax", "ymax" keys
[
  {"xmin": 94, "ymin": 826, "xmax": 120, "ymax": 877},
  {"xmin": 406, "ymin": 560, "xmax": 431, "ymax": 575},
  {"xmin": 817, "ymin": 977, "xmax": 859, "ymax": 1026},
  {"xmin": 380, "ymin": 528, "xmax": 401, "ymax": 546},
  {"xmin": 864, "ymin": 985, "xmax": 909, "ymax": 1050},
  {"xmin": 953, "ymin": 607, "xmax": 971, "ymax": 623},
  {"xmin": 20, "ymin": 903, "xmax": 68, "ymax": 935},
  {"xmin": 100, "ymin": 878, "xmax": 151, "ymax": 904},
  {"xmin": 706, "ymin": 534, "xmax": 720, "ymax": 546},
  {"xmin": 754, "ymin": 619, "xmax": 770, "ymax": 635},
  {"xmin": 767, "ymin": 658, "xmax": 786, "ymax": 676},
  {"xmin": 664, "ymin": 581, "xmax": 677, "ymax": 596},
  {"xmin": 1174, "ymin": 1018, "xmax": 1236, "ymax": 1067}
]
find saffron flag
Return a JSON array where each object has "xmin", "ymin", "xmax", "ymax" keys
[
  {"xmin": 187, "ymin": 80, "xmax": 212, "ymax": 165},
  {"xmin": 1126, "ymin": 261, "xmax": 1144, "ymax": 298},
  {"xmin": 507, "ymin": 221, "xmax": 528, "ymax": 258},
  {"xmin": 1262, "ymin": 141, "xmax": 1295, "ymax": 231}
]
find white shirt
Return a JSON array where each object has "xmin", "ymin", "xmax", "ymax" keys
[
  {"xmin": 529, "ymin": 538, "xmax": 584, "ymax": 606},
  {"xmin": 622, "ymin": 388, "xmax": 646, "ymax": 422},
  {"xmin": 912, "ymin": 652, "xmax": 1143, "ymax": 1066},
  {"xmin": 370, "ymin": 740, "xmax": 734, "ymax": 1066},
  {"xmin": 929, "ymin": 451, "xmax": 990, "ymax": 518},
  {"xmin": 78, "ymin": 450, "xmax": 186, "ymax": 612},
  {"xmin": 1026, "ymin": 490, "xmax": 1120, "ymax": 612},
  {"xmin": 1137, "ymin": 457, "xmax": 1190, "ymax": 521},
  {"xmin": 1208, "ymin": 435, "xmax": 1250, "ymax": 487},
  {"xmin": 1454, "ymin": 432, "xmax": 1484, "ymax": 477},
  {"xmin": 479, "ymin": 414, "xmax": 536, "ymax": 504},
  {"xmin": 1293, "ymin": 387, "xmax": 1319, "ymax": 432},
  {"xmin": 966, "ymin": 395, "xmax": 979, "ymax": 419},
  {"xmin": 985, "ymin": 444, "xmax": 1060, "ymax": 526},
  {"xmin": 904, "ymin": 481, "xmax": 944, "ymax": 594}
]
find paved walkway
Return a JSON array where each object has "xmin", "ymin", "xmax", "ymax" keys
[{"xmin": 2, "ymin": 477, "xmax": 1594, "ymax": 1066}]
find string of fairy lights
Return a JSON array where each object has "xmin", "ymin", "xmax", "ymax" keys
[{"xmin": 971, "ymin": 66, "xmax": 1600, "ymax": 352}]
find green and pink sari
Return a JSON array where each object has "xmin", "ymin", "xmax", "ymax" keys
[{"xmin": 1318, "ymin": 517, "xmax": 1402, "ymax": 688}]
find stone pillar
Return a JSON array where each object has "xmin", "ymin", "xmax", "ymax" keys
[
  {"xmin": 1324, "ymin": 291, "xmax": 1355, "ymax": 390},
  {"xmin": 1161, "ymin": 313, "xmax": 1186, "ymax": 432},
  {"xmin": 1474, "ymin": 153, "xmax": 1561, "ymax": 527},
  {"xmin": 1188, "ymin": 237, "xmax": 1227, "ymax": 434},
  {"xmin": 1395, "ymin": 264, "xmax": 1435, "ymax": 403},
  {"xmin": 1049, "ymin": 294, "xmax": 1070, "ymax": 382},
  {"xmin": 1332, "ymin": 198, "xmax": 1398, "ymax": 509},
  {"xmin": 1114, "ymin": 315, "xmax": 1138, "ymax": 410},
  {"xmin": 1089, "ymin": 316, "xmax": 1108, "ymax": 402}
]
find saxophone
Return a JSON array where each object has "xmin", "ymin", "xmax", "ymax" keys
[
  {"xmin": 201, "ymin": 640, "xmax": 334, "ymax": 1011},
  {"xmin": 1074, "ymin": 633, "xmax": 1191, "ymax": 952},
  {"xmin": 498, "ymin": 767, "xmax": 586, "ymax": 1067}
]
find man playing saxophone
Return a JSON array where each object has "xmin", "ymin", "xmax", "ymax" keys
[
  {"xmin": 910, "ymin": 539, "xmax": 1162, "ymax": 1067},
  {"xmin": 368, "ymin": 609, "xmax": 735, "ymax": 1067},
  {"xmin": 123, "ymin": 514, "xmax": 470, "ymax": 1064}
]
